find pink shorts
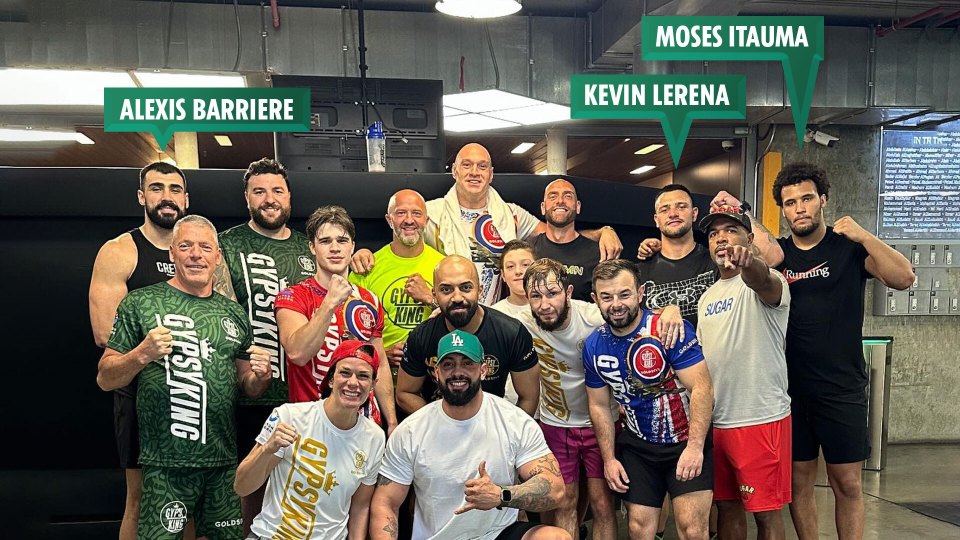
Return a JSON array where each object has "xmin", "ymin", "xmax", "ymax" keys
[
  {"xmin": 539, "ymin": 422, "xmax": 604, "ymax": 484},
  {"xmin": 713, "ymin": 415, "xmax": 792, "ymax": 512}
]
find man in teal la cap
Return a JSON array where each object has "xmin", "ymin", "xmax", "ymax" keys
[{"xmin": 371, "ymin": 329, "xmax": 572, "ymax": 540}]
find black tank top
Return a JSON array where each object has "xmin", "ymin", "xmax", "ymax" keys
[
  {"xmin": 116, "ymin": 229, "xmax": 175, "ymax": 399},
  {"xmin": 127, "ymin": 228, "xmax": 175, "ymax": 290}
]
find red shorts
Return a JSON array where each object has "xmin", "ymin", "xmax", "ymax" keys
[
  {"xmin": 540, "ymin": 422, "xmax": 604, "ymax": 484},
  {"xmin": 713, "ymin": 415, "xmax": 792, "ymax": 512}
]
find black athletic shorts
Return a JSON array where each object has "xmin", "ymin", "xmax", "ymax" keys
[
  {"xmin": 791, "ymin": 391, "xmax": 870, "ymax": 464},
  {"xmin": 113, "ymin": 391, "xmax": 140, "ymax": 469},
  {"xmin": 615, "ymin": 429, "xmax": 714, "ymax": 507},
  {"xmin": 236, "ymin": 404, "xmax": 278, "ymax": 458},
  {"xmin": 495, "ymin": 521, "xmax": 542, "ymax": 540}
]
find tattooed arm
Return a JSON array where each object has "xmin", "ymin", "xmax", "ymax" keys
[
  {"xmin": 213, "ymin": 258, "xmax": 237, "ymax": 301},
  {"xmin": 369, "ymin": 475, "xmax": 409, "ymax": 540},
  {"xmin": 455, "ymin": 454, "xmax": 565, "ymax": 514},
  {"xmin": 510, "ymin": 453, "xmax": 565, "ymax": 512}
]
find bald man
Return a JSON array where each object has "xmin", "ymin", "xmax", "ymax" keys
[
  {"xmin": 531, "ymin": 178, "xmax": 602, "ymax": 302},
  {"xmin": 353, "ymin": 143, "xmax": 623, "ymax": 306},
  {"xmin": 349, "ymin": 189, "xmax": 446, "ymax": 370},
  {"xmin": 397, "ymin": 255, "xmax": 541, "ymax": 416}
]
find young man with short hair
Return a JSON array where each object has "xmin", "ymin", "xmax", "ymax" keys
[{"xmin": 275, "ymin": 205, "xmax": 398, "ymax": 434}]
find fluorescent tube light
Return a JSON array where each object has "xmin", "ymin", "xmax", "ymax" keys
[
  {"xmin": 511, "ymin": 142, "xmax": 535, "ymax": 154},
  {"xmin": 635, "ymin": 144, "xmax": 664, "ymax": 155},
  {"xmin": 444, "ymin": 113, "xmax": 519, "ymax": 133},
  {"xmin": 0, "ymin": 128, "xmax": 94, "ymax": 144}
]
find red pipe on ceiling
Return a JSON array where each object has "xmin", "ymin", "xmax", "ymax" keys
[
  {"xmin": 270, "ymin": 0, "xmax": 281, "ymax": 29},
  {"xmin": 877, "ymin": 5, "xmax": 949, "ymax": 37},
  {"xmin": 927, "ymin": 10, "xmax": 960, "ymax": 29}
]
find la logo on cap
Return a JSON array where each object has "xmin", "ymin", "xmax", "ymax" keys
[{"xmin": 451, "ymin": 334, "xmax": 464, "ymax": 347}]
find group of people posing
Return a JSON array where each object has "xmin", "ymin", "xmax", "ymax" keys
[{"xmin": 90, "ymin": 142, "xmax": 915, "ymax": 540}]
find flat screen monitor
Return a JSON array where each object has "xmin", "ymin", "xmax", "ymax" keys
[{"xmin": 273, "ymin": 75, "xmax": 445, "ymax": 173}]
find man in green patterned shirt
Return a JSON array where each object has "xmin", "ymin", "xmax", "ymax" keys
[
  {"xmin": 98, "ymin": 215, "xmax": 272, "ymax": 540},
  {"xmin": 213, "ymin": 157, "xmax": 313, "ymax": 534}
]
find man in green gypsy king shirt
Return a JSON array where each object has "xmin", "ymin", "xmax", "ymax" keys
[
  {"xmin": 213, "ymin": 157, "xmax": 314, "ymax": 534},
  {"xmin": 98, "ymin": 215, "xmax": 272, "ymax": 540}
]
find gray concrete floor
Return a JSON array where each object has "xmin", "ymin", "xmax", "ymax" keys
[{"xmin": 600, "ymin": 444, "xmax": 960, "ymax": 539}]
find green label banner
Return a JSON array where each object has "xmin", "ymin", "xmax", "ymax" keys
[
  {"xmin": 570, "ymin": 74, "xmax": 746, "ymax": 166},
  {"xmin": 641, "ymin": 16, "xmax": 824, "ymax": 146},
  {"xmin": 104, "ymin": 87, "xmax": 311, "ymax": 148}
]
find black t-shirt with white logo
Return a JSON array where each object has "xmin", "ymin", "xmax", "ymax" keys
[
  {"xmin": 777, "ymin": 227, "xmax": 870, "ymax": 397},
  {"xmin": 636, "ymin": 243, "xmax": 719, "ymax": 329},
  {"xmin": 531, "ymin": 234, "xmax": 600, "ymax": 302},
  {"xmin": 401, "ymin": 307, "xmax": 537, "ymax": 405}
]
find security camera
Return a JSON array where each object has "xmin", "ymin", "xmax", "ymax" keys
[
  {"xmin": 804, "ymin": 129, "xmax": 839, "ymax": 148},
  {"xmin": 721, "ymin": 140, "xmax": 735, "ymax": 152}
]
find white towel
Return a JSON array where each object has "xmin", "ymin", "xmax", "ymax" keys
[{"xmin": 429, "ymin": 185, "xmax": 517, "ymax": 257}]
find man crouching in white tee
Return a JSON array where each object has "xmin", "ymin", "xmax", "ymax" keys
[{"xmin": 370, "ymin": 329, "xmax": 571, "ymax": 540}]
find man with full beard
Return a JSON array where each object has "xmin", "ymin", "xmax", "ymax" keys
[
  {"xmin": 771, "ymin": 163, "xmax": 913, "ymax": 540},
  {"xmin": 88, "ymin": 161, "xmax": 188, "ymax": 540},
  {"xmin": 397, "ymin": 255, "xmax": 541, "ymax": 416},
  {"xmin": 516, "ymin": 258, "xmax": 618, "ymax": 540},
  {"xmin": 583, "ymin": 259, "xmax": 715, "ymax": 540},
  {"xmin": 349, "ymin": 189, "xmax": 445, "ymax": 372},
  {"xmin": 213, "ymin": 158, "xmax": 314, "ymax": 534},
  {"xmin": 530, "ymin": 179, "xmax": 601, "ymax": 302},
  {"xmin": 371, "ymin": 330, "xmax": 569, "ymax": 540}
]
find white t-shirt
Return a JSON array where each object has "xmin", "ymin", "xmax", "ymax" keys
[
  {"xmin": 491, "ymin": 299, "xmax": 529, "ymax": 407},
  {"xmin": 697, "ymin": 271, "xmax": 792, "ymax": 428},
  {"xmin": 424, "ymin": 199, "xmax": 540, "ymax": 306},
  {"xmin": 491, "ymin": 298, "xmax": 529, "ymax": 320},
  {"xmin": 379, "ymin": 393, "xmax": 551, "ymax": 540},
  {"xmin": 250, "ymin": 401, "xmax": 386, "ymax": 540},
  {"xmin": 517, "ymin": 300, "xmax": 612, "ymax": 427}
]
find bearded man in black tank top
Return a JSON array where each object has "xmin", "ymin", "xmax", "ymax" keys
[{"xmin": 89, "ymin": 161, "xmax": 188, "ymax": 540}]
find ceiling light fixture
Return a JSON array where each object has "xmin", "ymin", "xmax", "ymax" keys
[
  {"xmin": 442, "ymin": 89, "xmax": 570, "ymax": 132},
  {"xmin": 214, "ymin": 135, "xmax": 234, "ymax": 147},
  {"xmin": 511, "ymin": 142, "xmax": 535, "ymax": 154},
  {"xmin": 436, "ymin": 0, "xmax": 521, "ymax": 19},
  {"xmin": 630, "ymin": 165, "xmax": 656, "ymax": 175},
  {"xmin": 0, "ymin": 127, "xmax": 94, "ymax": 144},
  {"xmin": 635, "ymin": 144, "xmax": 664, "ymax": 155},
  {"xmin": 0, "ymin": 68, "xmax": 246, "ymax": 106},
  {"xmin": 133, "ymin": 71, "xmax": 246, "ymax": 88},
  {"xmin": 444, "ymin": 113, "xmax": 519, "ymax": 133}
]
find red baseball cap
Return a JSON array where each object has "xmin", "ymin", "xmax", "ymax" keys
[{"xmin": 318, "ymin": 340, "xmax": 380, "ymax": 396}]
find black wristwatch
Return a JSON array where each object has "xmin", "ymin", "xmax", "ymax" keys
[
  {"xmin": 740, "ymin": 201, "xmax": 752, "ymax": 213},
  {"xmin": 498, "ymin": 486, "xmax": 512, "ymax": 509}
]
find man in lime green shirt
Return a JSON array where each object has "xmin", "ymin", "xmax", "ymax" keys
[{"xmin": 350, "ymin": 189, "xmax": 445, "ymax": 370}]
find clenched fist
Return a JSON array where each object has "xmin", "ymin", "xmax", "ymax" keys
[
  {"xmin": 264, "ymin": 421, "xmax": 298, "ymax": 455},
  {"xmin": 323, "ymin": 274, "xmax": 354, "ymax": 309},
  {"xmin": 140, "ymin": 325, "xmax": 173, "ymax": 364},
  {"xmin": 833, "ymin": 216, "xmax": 870, "ymax": 244},
  {"xmin": 386, "ymin": 341, "xmax": 405, "ymax": 368},
  {"xmin": 636, "ymin": 238, "xmax": 662, "ymax": 261},
  {"xmin": 247, "ymin": 345, "xmax": 273, "ymax": 381},
  {"xmin": 710, "ymin": 190, "xmax": 742, "ymax": 211},
  {"xmin": 404, "ymin": 274, "xmax": 434, "ymax": 305}
]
